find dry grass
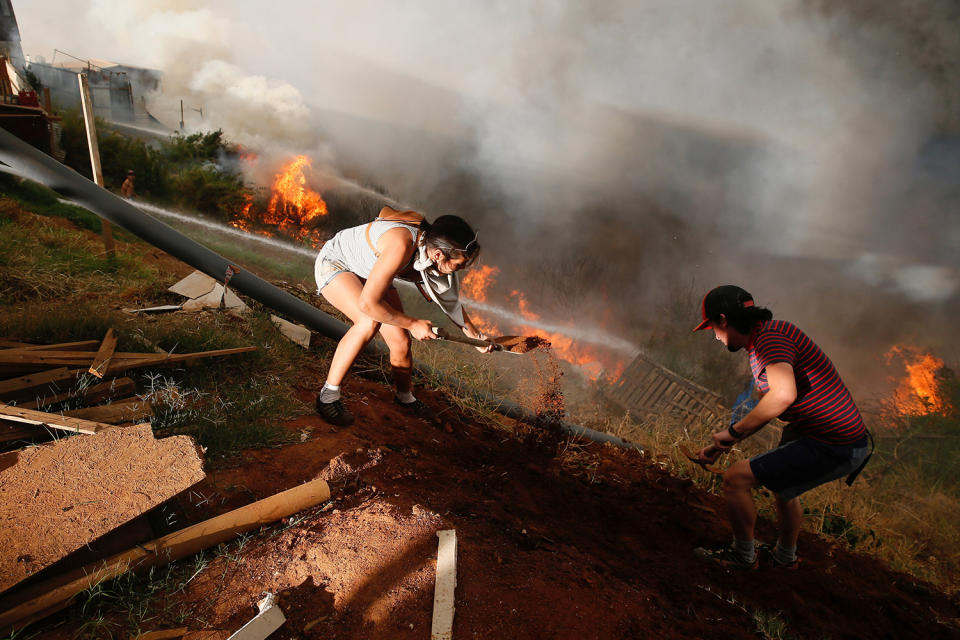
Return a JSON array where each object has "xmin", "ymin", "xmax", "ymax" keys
[{"xmin": 580, "ymin": 402, "xmax": 960, "ymax": 593}]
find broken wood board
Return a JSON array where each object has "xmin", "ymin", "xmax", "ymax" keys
[
  {"xmin": 0, "ymin": 422, "xmax": 44, "ymax": 445},
  {"xmin": 134, "ymin": 628, "xmax": 189, "ymax": 640},
  {"xmin": 103, "ymin": 347, "xmax": 258, "ymax": 374},
  {"xmin": 88, "ymin": 328, "xmax": 118, "ymax": 378},
  {"xmin": 181, "ymin": 284, "xmax": 247, "ymax": 313},
  {"xmin": 168, "ymin": 270, "xmax": 218, "ymax": 299},
  {"xmin": 0, "ymin": 367, "xmax": 79, "ymax": 400},
  {"xmin": 431, "ymin": 529, "xmax": 457, "ymax": 640},
  {"xmin": 21, "ymin": 376, "xmax": 136, "ymax": 410},
  {"xmin": 171, "ymin": 271, "xmax": 248, "ymax": 313},
  {"xmin": 227, "ymin": 594, "xmax": 286, "ymax": 640},
  {"xmin": 64, "ymin": 398, "xmax": 152, "ymax": 424},
  {"xmin": 0, "ymin": 340, "xmax": 100, "ymax": 351},
  {"xmin": 0, "ymin": 347, "xmax": 258, "ymax": 369},
  {"xmin": 0, "ymin": 403, "xmax": 114, "ymax": 435},
  {"xmin": 0, "ymin": 477, "xmax": 331, "ymax": 633},
  {"xmin": 183, "ymin": 632, "xmax": 230, "ymax": 640},
  {"xmin": 0, "ymin": 423, "xmax": 205, "ymax": 593},
  {"xmin": 270, "ymin": 315, "xmax": 311, "ymax": 349},
  {"xmin": 122, "ymin": 305, "xmax": 183, "ymax": 315}
]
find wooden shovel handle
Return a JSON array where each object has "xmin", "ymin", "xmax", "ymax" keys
[{"xmin": 432, "ymin": 327, "xmax": 503, "ymax": 350}]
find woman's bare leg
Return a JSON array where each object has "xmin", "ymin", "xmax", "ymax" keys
[
  {"xmin": 378, "ymin": 288, "xmax": 412, "ymax": 394},
  {"xmin": 320, "ymin": 273, "xmax": 381, "ymax": 386}
]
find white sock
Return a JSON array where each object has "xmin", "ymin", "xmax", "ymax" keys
[
  {"xmin": 395, "ymin": 390, "xmax": 416, "ymax": 404},
  {"xmin": 734, "ymin": 537, "xmax": 756, "ymax": 562},
  {"xmin": 319, "ymin": 383, "xmax": 341, "ymax": 403},
  {"xmin": 773, "ymin": 542, "xmax": 797, "ymax": 564}
]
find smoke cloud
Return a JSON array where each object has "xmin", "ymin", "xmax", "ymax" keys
[{"xmin": 14, "ymin": 0, "xmax": 960, "ymax": 390}]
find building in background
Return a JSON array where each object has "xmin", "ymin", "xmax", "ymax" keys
[{"xmin": 27, "ymin": 56, "xmax": 167, "ymax": 132}]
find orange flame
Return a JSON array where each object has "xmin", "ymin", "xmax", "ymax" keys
[
  {"xmin": 462, "ymin": 265, "xmax": 499, "ymax": 302},
  {"xmin": 884, "ymin": 346, "xmax": 950, "ymax": 416},
  {"xmin": 266, "ymin": 155, "xmax": 328, "ymax": 231},
  {"xmin": 229, "ymin": 155, "xmax": 329, "ymax": 247},
  {"xmin": 461, "ymin": 265, "xmax": 625, "ymax": 380}
]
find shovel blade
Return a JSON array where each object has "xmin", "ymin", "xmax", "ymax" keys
[{"xmin": 491, "ymin": 335, "xmax": 551, "ymax": 354}]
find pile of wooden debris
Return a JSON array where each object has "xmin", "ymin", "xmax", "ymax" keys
[{"xmin": 0, "ymin": 331, "xmax": 332, "ymax": 636}]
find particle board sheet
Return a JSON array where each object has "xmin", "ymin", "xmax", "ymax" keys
[{"xmin": 0, "ymin": 424, "xmax": 205, "ymax": 593}]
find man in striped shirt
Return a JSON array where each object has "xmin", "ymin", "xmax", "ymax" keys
[{"xmin": 690, "ymin": 285, "xmax": 870, "ymax": 570}]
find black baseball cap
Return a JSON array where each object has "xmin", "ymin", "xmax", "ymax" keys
[{"xmin": 693, "ymin": 285, "xmax": 755, "ymax": 332}]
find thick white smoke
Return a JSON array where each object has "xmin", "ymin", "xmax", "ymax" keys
[{"xmin": 14, "ymin": 1, "xmax": 959, "ymax": 353}]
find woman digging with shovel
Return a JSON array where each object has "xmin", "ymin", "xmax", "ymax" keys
[{"xmin": 313, "ymin": 206, "xmax": 490, "ymax": 427}]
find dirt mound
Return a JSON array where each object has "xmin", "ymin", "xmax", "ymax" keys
[{"xmin": 147, "ymin": 375, "xmax": 959, "ymax": 639}]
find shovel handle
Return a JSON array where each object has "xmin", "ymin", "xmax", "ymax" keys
[{"xmin": 432, "ymin": 327, "xmax": 502, "ymax": 350}]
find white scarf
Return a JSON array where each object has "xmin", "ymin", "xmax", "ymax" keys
[{"xmin": 413, "ymin": 245, "xmax": 465, "ymax": 326}]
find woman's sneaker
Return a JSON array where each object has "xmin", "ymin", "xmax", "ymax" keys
[
  {"xmin": 693, "ymin": 545, "xmax": 759, "ymax": 570},
  {"xmin": 394, "ymin": 396, "xmax": 439, "ymax": 423},
  {"xmin": 316, "ymin": 396, "xmax": 354, "ymax": 427}
]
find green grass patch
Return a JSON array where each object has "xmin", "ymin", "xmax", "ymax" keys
[{"xmin": 0, "ymin": 173, "xmax": 105, "ymax": 233}]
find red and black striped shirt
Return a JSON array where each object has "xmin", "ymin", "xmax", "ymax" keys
[{"xmin": 748, "ymin": 320, "xmax": 866, "ymax": 445}]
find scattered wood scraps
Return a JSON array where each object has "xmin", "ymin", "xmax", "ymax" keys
[{"xmin": 0, "ymin": 333, "xmax": 257, "ymax": 446}]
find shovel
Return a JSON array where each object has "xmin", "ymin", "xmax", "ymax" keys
[
  {"xmin": 431, "ymin": 327, "xmax": 548, "ymax": 355},
  {"xmin": 678, "ymin": 443, "xmax": 724, "ymax": 474}
]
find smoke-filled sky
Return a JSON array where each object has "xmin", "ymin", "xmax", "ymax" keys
[{"xmin": 14, "ymin": 0, "xmax": 960, "ymax": 387}]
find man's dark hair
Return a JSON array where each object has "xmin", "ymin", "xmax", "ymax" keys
[
  {"xmin": 702, "ymin": 285, "xmax": 773, "ymax": 334},
  {"xmin": 725, "ymin": 304, "xmax": 773, "ymax": 334},
  {"xmin": 422, "ymin": 215, "xmax": 481, "ymax": 267}
]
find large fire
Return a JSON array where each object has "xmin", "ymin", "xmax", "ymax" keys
[
  {"xmin": 230, "ymin": 154, "xmax": 328, "ymax": 247},
  {"xmin": 461, "ymin": 268, "xmax": 625, "ymax": 381},
  {"xmin": 884, "ymin": 345, "xmax": 951, "ymax": 417},
  {"xmin": 228, "ymin": 159, "xmax": 624, "ymax": 380}
]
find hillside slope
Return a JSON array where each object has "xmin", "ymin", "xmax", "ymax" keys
[{"xmin": 1, "ymin": 197, "xmax": 957, "ymax": 639}]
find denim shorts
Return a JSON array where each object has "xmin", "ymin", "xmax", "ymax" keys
[
  {"xmin": 314, "ymin": 252, "xmax": 350, "ymax": 293},
  {"xmin": 750, "ymin": 432, "xmax": 869, "ymax": 500}
]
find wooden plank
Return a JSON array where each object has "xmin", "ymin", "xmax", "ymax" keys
[
  {"xmin": 122, "ymin": 305, "xmax": 182, "ymax": 315},
  {"xmin": 0, "ymin": 368, "xmax": 77, "ymax": 399},
  {"xmin": 78, "ymin": 72, "xmax": 115, "ymax": 257},
  {"xmin": 0, "ymin": 350, "xmax": 166, "ymax": 366},
  {"xmin": 0, "ymin": 340, "xmax": 100, "ymax": 351},
  {"xmin": 104, "ymin": 346, "xmax": 258, "ymax": 374},
  {"xmin": 0, "ymin": 421, "xmax": 45, "ymax": 445},
  {"xmin": 64, "ymin": 399, "xmax": 152, "ymax": 424},
  {"xmin": 134, "ymin": 628, "xmax": 188, "ymax": 640},
  {"xmin": 0, "ymin": 347, "xmax": 257, "ymax": 368},
  {"xmin": 21, "ymin": 376, "xmax": 136, "ymax": 410},
  {"xmin": 0, "ymin": 403, "xmax": 113, "ymax": 435},
  {"xmin": 227, "ymin": 594, "xmax": 286, "ymax": 640},
  {"xmin": 0, "ymin": 477, "xmax": 332, "ymax": 633},
  {"xmin": 431, "ymin": 529, "xmax": 457, "ymax": 640},
  {"xmin": 270, "ymin": 315, "xmax": 311, "ymax": 348},
  {"xmin": 88, "ymin": 329, "xmax": 118, "ymax": 378},
  {"xmin": 168, "ymin": 270, "xmax": 218, "ymax": 299}
]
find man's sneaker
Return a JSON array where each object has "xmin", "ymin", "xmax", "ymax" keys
[
  {"xmin": 316, "ymin": 396, "xmax": 354, "ymax": 427},
  {"xmin": 394, "ymin": 396, "xmax": 439, "ymax": 423},
  {"xmin": 693, "ymin": 545, "xmax": 759, "ymax": 570},
  {"xmin": 756, "ymin": 543, "xmax": 800, "ymax": 570}
]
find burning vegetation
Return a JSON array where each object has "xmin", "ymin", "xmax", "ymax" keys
[
  {"xmin": 462, "ymin": 267, "xmax": 626, "ymax": 380},
  {"xmin": 230, "ymin": 154, "xmax": 329, "ymax": 247},
  {"xmin": 884, "ymin": 345, "xmax": 954, "ymax": 418}
]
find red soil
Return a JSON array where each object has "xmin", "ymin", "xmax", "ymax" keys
[{"xmin": 135, "ymin": 375, "xmax": 959, "ymax": 639}]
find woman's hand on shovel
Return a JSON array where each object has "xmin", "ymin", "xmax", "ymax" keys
[{"xmin": 409, "ymin": 319, "xmax": 436, "ymax": 341}]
